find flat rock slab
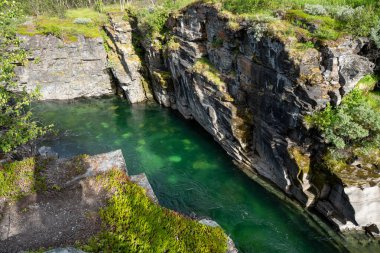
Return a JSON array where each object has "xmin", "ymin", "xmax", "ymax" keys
[{"xmin": 0, "ymin": 150, "xmax": 127, "ymax": 253}]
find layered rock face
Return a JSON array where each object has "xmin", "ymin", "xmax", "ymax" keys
[
  {"xmin": 104, "ymin": 13, "xmax": 151, "ymax": 103},
  {"xmin": 137, "ymin": 3, "xmax": 378, "ymax": 233},
  {"xmin": 15, "ymin": 35, "xmax": 113, "ymax": 100}
]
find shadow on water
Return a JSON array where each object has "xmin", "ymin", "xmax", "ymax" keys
[{"xmin": 32, "ymin": 97, "xmax": 348, "ymax": 253}]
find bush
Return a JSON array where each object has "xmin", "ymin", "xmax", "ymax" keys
[
  {"xmin": 0, "ymin": 0, "xmax": 48, "ymax": 154},
  {"xmin": 342, "ymin": 6, "xmax": 377, "ymax": 37},
  {"xmin": 94, "ymin": 0, "xmax": 104, "ymax": 13},
  {"xmin": 73, "ymin": 17, "xmax": 93, "ymax": 24},
  {"xmin": 304, "ymin": 4, "xmax": 327, "ymax": 16},
  {"xmin": 307, "ymin": 89, "xmax": 380, "ymax": 149},
  {"xmin": 371, "ymin": 20, "xmax": 380, "ymax": 48}
]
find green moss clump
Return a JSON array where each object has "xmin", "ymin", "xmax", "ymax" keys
[
  {"xmin": 290, "ymin": 146, "xmax": 310, "ymax": 175},
  {"xmin": 153, "ymin": 71, "xmax": 173, "ymax": 90},
  {"xmin": 357, "ymin": 74, "xmax": 379, "ymax": 92},
  {"xmin": 193, "ymin": 58, "xmax": 225, "ymax": 86},
  {"xmin": 0, "ymin": 158, "xmax": 47, "ymax": 200},
  {"xmin": 83, "ymin": 169, "xmax": 228, "ymax": 253}
]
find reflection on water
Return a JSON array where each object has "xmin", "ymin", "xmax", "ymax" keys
[{"xmin": 33, "ymin": 98, "xmax": 345, "ymax": 253}]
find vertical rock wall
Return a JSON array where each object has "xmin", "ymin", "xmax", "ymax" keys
[{"xmin": 135, "ymin": 3, "xmax": 378, "ymax": 233}]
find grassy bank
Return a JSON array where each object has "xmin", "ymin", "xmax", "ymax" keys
[{"xmin": 83, "ymin": 169, "xmax": 228, "ymax": 253}]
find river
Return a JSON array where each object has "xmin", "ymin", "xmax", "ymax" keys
[{"xmin": 33, "ymin": 97, "xmax": 345, "ymax": 253}]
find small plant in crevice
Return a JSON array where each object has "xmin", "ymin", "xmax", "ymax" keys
[
  {"xmin": 211, "ymin": 37, "xmax": 224, "ymax": 48},
  {"xmin": 248, "ymin": 22, "xmax": 267, "ymax": 41}
]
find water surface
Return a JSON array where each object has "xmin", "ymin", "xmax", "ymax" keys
[{"xmin": 33, "ymin": 98, "xmax": 345, "ymax": 253}]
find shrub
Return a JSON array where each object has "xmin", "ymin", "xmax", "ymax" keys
[
  {"xmin": 343, "ymin": 6, "xmax": 377, "ymax": 37},
  {"xmin": 249, "ymin": 22, "xmax": 268, "ymax": 41},
  {"xmin": 304, "ymin": 4, "xmax": 327, "ymax": 16},
  {"xmin": 307, "ymin": 89, "xmax": 380, "ymax": 149},
  {"xmin": 73, "ymin": 18, "xmax": 93, "ymax": 24},
  {"xmin": 371, "ymin": 20, "xmax": 380, "ymax": 48},
  {"xmin": 330, "ymin": 5, "xmax": 357, "ymax": 22},
  {"xmin": 94, "ymin": 0, "xmax": 104, "ymax": 13}
]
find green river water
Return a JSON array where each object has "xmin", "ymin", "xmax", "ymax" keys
[{"xmin": 33, "ymin": 97, "xmax": 347, "ymax": 253}]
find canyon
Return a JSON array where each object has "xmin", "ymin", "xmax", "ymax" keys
[{"xmin": 15, "ymin": 1, "xmax": 380, "ymax": 241}]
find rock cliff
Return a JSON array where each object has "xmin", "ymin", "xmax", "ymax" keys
[
  {"xmin": 104, "ymin": 12, "xmax": 151, "ymax": 103},
  {"xmin": 15, "ymin": 35, "xmax": 114, "ymax": 100},
  {"xmin": 132, "ymin": 2, "xmax": 379, "ymax": 235}
]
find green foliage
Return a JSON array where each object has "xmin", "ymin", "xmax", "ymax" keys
[
  {"xmin": 342, "ymin": 6, "xmax": 377, "ymax": 37},
  {"xmin": 0, "ymin": 158, "xmax": 47, "ymax": 200},
  {"xmin": 307, "ymin": 89, "xmax": 380, "ymax": 149},
  {"xmin": 193, "ymin": 58, "xmax": 225, "ymax": 86},
  {"xmin": 357, "ymin": 74, "xmax": 379, "ymax": 91},
  {"xmin": 83, "ymin": 169, "xmax": 228, "ymax": 253},
  {"xmin": 0, "ymin": 0, "xmax": 48, "ymax": 154},
  {"xmin": 17, "ymin": 8, "xmax": 107, "ymax": 41},
  {"xmin": 218, "ymin": 0, "xmax": 380, "ymax": 39},
  {"xmin": 94, "ymin": 0, "xmax": 104, "ymax": 13},
  {"xmin": 15, "ymin": 0, "xmax": 116, "ymax": 16},
  {"xmin": 371, "ymin": 19, "xmax": 380, "ymax": 48},
  {"xmin": 130, "ymin": 0, "xmax": 195, "ymax": 38}
]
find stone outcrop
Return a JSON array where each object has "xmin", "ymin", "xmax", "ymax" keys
[
  {"xmin": 133, "ymin": 2, "xmax": 378, "ymax": 235},
  {"xmin": 104, "ymin": 12, "xmax": 151, "ymax": 103},
  {"xmin": 15, "ymin": 35, "xmax": 114, "ymax": 100}
]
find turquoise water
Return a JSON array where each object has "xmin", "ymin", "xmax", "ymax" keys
[{"xmin": 33, "ymin": 98, "xmax": 345, "ymax": 253}]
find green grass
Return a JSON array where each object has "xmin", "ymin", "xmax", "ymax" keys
[
  {"xmin": 17, "ymin": 7, "xmax": 107, "ymax": 41},
  {"xmin": 285, "ymin": 9, "xmax": 342, "ymax": 40},
  {"xmin": 214, "ymin": 0, "xmax": 379, "ymax": 40},
  {"xmin": 83, "ymin": 169, "xmax": 228, "ymax": 253},
  {"xmin": 357, "ymin": 74, "xmax": 379, "ymax": 91},
  {"xmin": 0, "ymin": 158, "xmax": 46, "ymax": 200},
  {"xmin": 127, "ymin": 0, "xmax": 196, "ymax": 38}
]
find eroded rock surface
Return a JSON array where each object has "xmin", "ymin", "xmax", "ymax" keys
[{"xmin": 104, "ymin": 13, "xmax": 151, "ymax": 103}]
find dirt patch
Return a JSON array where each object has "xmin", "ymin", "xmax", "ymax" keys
[{"xmin": 0, "ymin": 150, "xmax": 127, "ymax": 252}]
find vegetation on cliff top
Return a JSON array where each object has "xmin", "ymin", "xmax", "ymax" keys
[{"xmin": 17, "ymin": 7, "xmax": 108, "ymax": 41}]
